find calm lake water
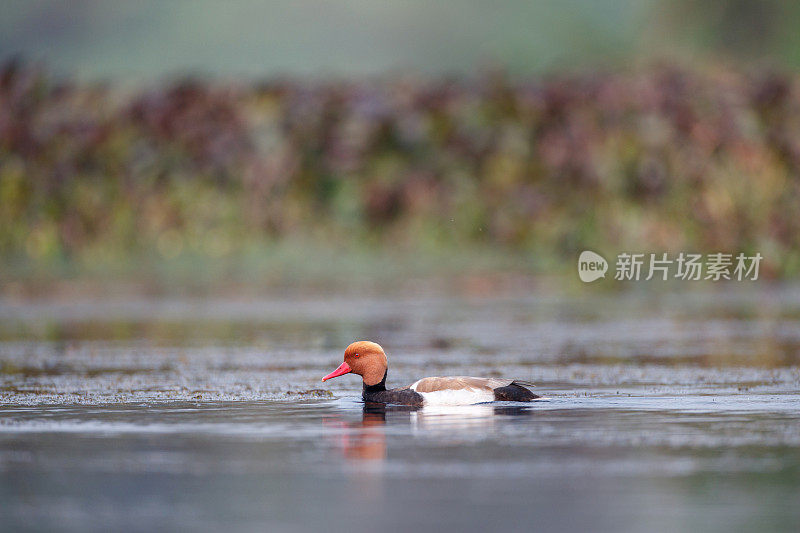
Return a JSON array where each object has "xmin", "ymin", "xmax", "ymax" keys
[{"xmin": 1, "ymin": 286, "xmax": 800, "ymax": 532}]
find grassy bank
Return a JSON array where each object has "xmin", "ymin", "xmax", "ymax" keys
[
  {"xmin": 0, "ymin": 240, "xmax": 550, "ymax": 294},
  {"xmin": 2, "ymin": 61, "xmax": 800, "ymax": 284}
]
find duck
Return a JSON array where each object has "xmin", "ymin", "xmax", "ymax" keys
[{"xmin": 321, "ymin": 341, "xmax": 539, "ymax": 406}]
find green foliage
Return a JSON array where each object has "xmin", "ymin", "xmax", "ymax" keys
[{"xmin": 1, "ymin": 61, "xmax": 799, "ymax": 277}]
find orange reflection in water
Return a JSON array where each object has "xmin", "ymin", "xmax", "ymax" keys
[{"xmin": 323, "ymin": 403, "xmax": 398, "ymax": 464}]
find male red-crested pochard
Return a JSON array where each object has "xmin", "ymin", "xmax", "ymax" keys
[{"xmin": 322, "ymin": 341, "xmax": 539, "ymax": 406}]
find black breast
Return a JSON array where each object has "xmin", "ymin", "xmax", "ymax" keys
[
  {"xmin": 362, "ymin": 372, "xmax": 424, "ymax": 406},
  {"xmin": 363, "ymin": 387, "xmax": 424, "ymax": 406}
]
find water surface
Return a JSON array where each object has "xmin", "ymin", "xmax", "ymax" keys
[{"xmin": 1, "ymin": 287, "xmax": 800, "ymax": 531}]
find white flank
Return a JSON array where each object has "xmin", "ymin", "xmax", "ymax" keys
[{"xmin": 413, "ymin": 387, "xmax": 495, "ymax": 406}]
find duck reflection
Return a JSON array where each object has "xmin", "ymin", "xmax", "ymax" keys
[
  {"xmin": 325, "ymin": 402, "xmax": 536, "ymax": 463},
  {"xmin": 342, "ymin": 403, "xmax": 388, "ymax": 461},
  {"xmin": 324, "ymin": 402, "xmax": 418, "ymax": 463},
  {"xmin": 409, "ymin": 403, "xmax": 535, "ymax": 436}
]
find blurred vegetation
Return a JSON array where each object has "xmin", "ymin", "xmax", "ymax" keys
[{"xmin": 1, "ymin": 60, "xmax": 800, "ymax": 281}]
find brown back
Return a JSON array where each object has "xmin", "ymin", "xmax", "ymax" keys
[{"xmin": 411, "ymin": 376, "xmax": 515, "ymax": 393}]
